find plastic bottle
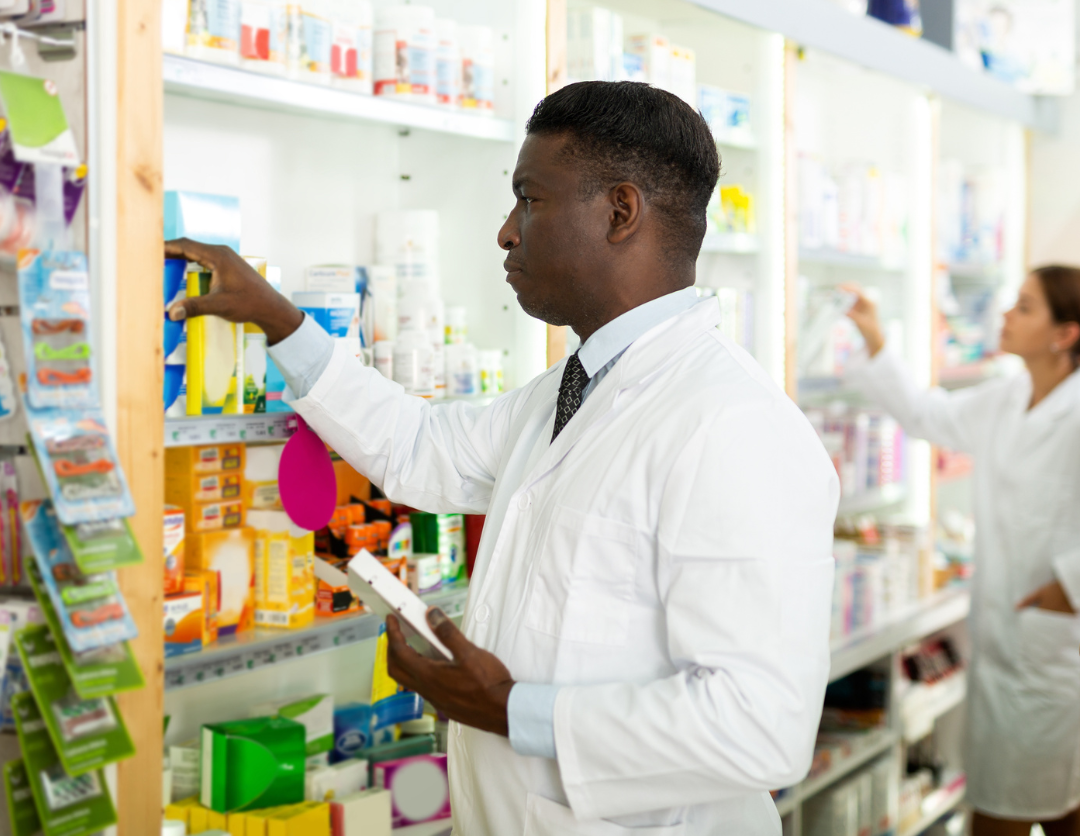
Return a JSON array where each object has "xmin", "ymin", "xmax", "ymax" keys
[
  {"xmin": 393, "ymin": 329, "xmax": 435, "ymax": 397},
  {"xmin": 329, "ymin": 0, "xmax": 372, "ymax": 92},
  {"xmin": 479, "ymin": 349, "xmax": 503, "ymax": 394},
  {"xmin": 445, "ymin": 342, "xmax": 478, "ymax": 395},
  {"xmin": 435, "ymin": 19, "xmax": 461, "ymax": 107},
  {"xmin": 288, "ymin": 0, "xmax": 331, "ymax": 82},
  {"xmin": 239, "ymin": 0, "xmax": 288, "ymax": 72},
  {"xmin": 459, "ymin": 24, "xmax": 494, "ymax": 113},
  {"xmin": 444, "ymin": 305, "xmax": 467, "ymax": 344},
  {"xmin": 373, "ymin": 340, "xmax": 394, "ymax": 379},
  {"xmin": 373, "ymin": 5, "xmax": 435, "ymax": 102}
]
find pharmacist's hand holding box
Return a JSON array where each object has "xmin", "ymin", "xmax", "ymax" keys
[{"xmin": 165, "ymin": 239, "xmax": 304, "ymax": 345}]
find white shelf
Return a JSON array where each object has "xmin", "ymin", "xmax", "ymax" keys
[
  {"xmin": 701, "ymin": 232, "xmax": 759, "ymax": 254},
  {"xmin": 714, "ymin": 133, "xmax": 757, "ymax": 150},
  {"xmin": 836, "ymin": 483, "xmax": 906, "ymax": 515},
  {"xmin": 688, "ymin": 0, "xmax": 1053, "ymax": 130},
  {"xmin": 799, "ymin": 248, "xmax": 907, "ymax": 272},
  {"xmin": 165, "ymin": 412, "xmax": 298, "ymax": 447},
  {"xmin": 163, "ymin": 582, "xmax": 470, "ymax": 691},
  {"xmin": 775, "ymin": 729, "xmax": 899, "ymax": 816},
  {"xmin": 163, "ymin": 55, "xmax": 516, "ymax": 141},
  {"xmin": 395, "ymin": 820, "xmax": 452, "ymax": 836},
  {"xmin": 830, "ymin": 587, "xmax": 971, "ymax": 683},
  {"xmin": 900, "ymin": 671, "xmax": 967, "ymax": 743},
  {"xmin": 899, "ymin": 774, "xmax": 967, "ymax": 836},
  {"xmin": 945, "ymin": 261, "xmax": 1002, "ymax": 282}
]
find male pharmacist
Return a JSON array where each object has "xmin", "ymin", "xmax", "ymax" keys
[{"xmin": 166, "ymin": 81, "xmax": 838, "ymax": 835}]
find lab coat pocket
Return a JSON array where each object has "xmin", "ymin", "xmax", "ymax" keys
[
  {"xmin": 525, "ymin": 506, "xmax": 639, "ymax": 646},
  {"xmin": 524, "ymin": 794, "xmax": 686, "ymax": 836},
  {"xmin": 1017, "ymin": 607, "xmax": 1080, "ymax": 688}
]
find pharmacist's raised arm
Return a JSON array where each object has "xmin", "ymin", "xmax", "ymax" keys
[
  {"xmin": 841, "ymin": 284, "xmax": 988, "ymax": 454},
  {"xmin": 165, "ymin": 238, "xmax": 305, "ymax": 344}
]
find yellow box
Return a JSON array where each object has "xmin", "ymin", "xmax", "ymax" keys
[
  {"xmin": 186, "ymin": 527, "xmax": 256, "ymax": 636},
  {"xmin": 189, "ymin": 804, "xmax": 210, "ymax": 833},
  {"xmin": 209, "ymin": 809, "xmax": 229, "ymax": 830},
  {"xmin": 164, "ymin": 505, "xmax": 186, "ymax": 596},
  {"xmin": 243, "ymin": 444, "xmax": 284, "ymax": 510},
  {"xmin": 164, "ymin": 591, "xmax": 207, "ymax": 654},
  {"xmin": 167, "ymin": 443, "xmax": 245, "ymax": 475},
  {"xmin": 167, "ymin": 470, "xmax": 243, "ymax": 506},
  {"xmin": 164, "ymin": 795, "xmax": 201, "ymax": 827},
  {"xmin": 267, "ymin": 802, "xmax": 330, "ymax": 836},
  {"xmin": 184, "ymin": 568, "xmax": 220, "ymax": 644},
  {"xmin": 228, "ymin": 811, "xmax": 250, "ymax": 835},
  {"xmin": 187, "ymin": 498, "xmax": 245, "ymax": 533},
  {"xmin": 187, "ymin": 266, "xmax": 244, "ymax": 416},
  {"xmin": 249, "ymin": 510, "xmax": 315, "ymax": 630}
]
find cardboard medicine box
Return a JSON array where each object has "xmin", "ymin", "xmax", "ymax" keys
[
  {"xmin": 249, "ymin": 510, "xmax": 314, "ymax": 630},
  {"xmin": 167, "ymin": 443, "xmax": 245, "ymax": 476},
  {"xmin": 201, "ymin": 716, "xmax": 307, "ymax": 812},
  {"xmin": 186, "ymin": 527, "xmax": 255, "ymax": 636},
  {"xmin": 164, "ymin": 591, "xmax": 207, "ymax": 657},
  {"xmin": 164, "ymin": 505, "xmax": 186, "ymax": 595}
]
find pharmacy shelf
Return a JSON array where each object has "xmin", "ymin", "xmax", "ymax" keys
[
  {"xmin": 900, "ymin": 671, "xmax": 967, "ymax": 743},
  {"xmin": 946, "ymin": 261, "xmax": 1002, "ymax": 282},
  {"xmin": 836, "ymin": 483, "xmax": 906, "ymax": 516},
  {"xmin": 164, "ymin": 412, "xmax": 298, "ymax": 447},
  {"xmin": 938, "ymin": 361, "xmax": 1000, "ymax": 390},
  {"xmin": 799, "ymin": 248, "xmax": 907, "ymax": 272},
  {"xmin": 689, "ymin": 0, "xmax": 1054, "ymax": 130},
  {"xmin": 830, "ymin": 586, "xmax": 971, "ymax": 683},
  {"xmin": 163, "ymin": 55, "xmax": 516, "ymax": 142},
  {"xmin": 899, "ymin": 774, "xmax": 967, "ymax": 836},
  {"xmin": 714, "ymin": 133, "xmax": 757, "ymax": 151},
  {"xmin": 774, "ymin": 729, "xmax": 899, "ymax": 817},
  {"xmin": 163, "ymin": 581, "xmax": 470, "ymax": 691},
  {"xmin": 701, "ymin": 232, "xmax": 759, "ymax": 254}
]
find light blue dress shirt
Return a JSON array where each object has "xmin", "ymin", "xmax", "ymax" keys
[{"xmin": 267, "ymin": 286, "xmax": 701, "ymax": 760}]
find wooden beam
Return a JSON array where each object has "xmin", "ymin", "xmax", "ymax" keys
[{"xmin": 113, "ymin": 0, "xmax": 164, "ymax": 828}]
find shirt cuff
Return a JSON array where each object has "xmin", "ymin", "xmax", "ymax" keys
[
  {"xmin": 507, "ymin": 683, "xmax": 560, "ymax": 760},
  {"xmin": 266, "ymin": 313, "xmax": 335, "ymax": 399}
]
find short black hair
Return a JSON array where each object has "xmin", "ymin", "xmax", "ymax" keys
[{"xmin": 525, "ymin": 81, "xmax": 720, "ymax": 264}]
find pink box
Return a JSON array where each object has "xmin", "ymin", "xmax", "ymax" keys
[{"xmin": 372, "ymin": 753, "xmax": 451, "ymax": 827}]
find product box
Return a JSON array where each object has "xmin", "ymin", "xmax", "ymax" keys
[
  {"xmin": 164, "ymin": 191, "xmax": 241, "ymax": 252},
  {"xmin": 164, "ymin": 505, "xmax": 186, "ymax": 595},
  {"xmin": 304, "ymin": 266, "xmax": 363, "ymax": 294},
  {"xmin": 267, "ymin": 800, "xmax": 331, "ymax": 835},
  {"xmin": 292, "ymin": 292, "xmax": 361, "ymax": 339},
  {"xmin": 249, "ymin": 510, "xmax": 314, "ymax": 630},
  {"xmin": 330, "ymin": 787, "xmax": 391, "ymax": 836},
  {"xmin": 373, "ymin": 753, "xmax": 450, "ymax": 828},
  {"xmin": 187, "ymin": 265, "xmax": 244, "ymax": 416},
  {"xmin": 164, "ymin": 794, "xmax": 201, "ymax": 826},
  {"xmin": 170, "ymin": 744, "xmax": 202, "ymax": 803},
  {"xmin": 184, "ymin": 568, "xmax": 221, "ymax": 645},
  {"xmin": 186, "ymin": 528, "xmax": 256, "ymax": 637},
  {"xmin": 164, "ymin": 591, "xmax": 207, "ymax": 657},
  {"xmin": 201, "ymin": 716, "xmax": 307, "ymax": 812},
  {"xmin": 167, "ymin": 444, "xmax": 246, "ymax": 476},
  {"xmin": 306, "ymin": 758, "xmax": 368, "ymax": 802},
  {"xmin": 252, "ymin": 693, "xmax": 334, "ymax": 768},
  {"xmin": 244, "ymin": 444, "xmax": 284, "ymax": 511},
  {"xmin": 330, "ymin": 702, "xmax": 373, "ymax": 763},
  {"xmin": 187, "ymin": 499, "xmax": 245, "ymax": 533},
  {"xmin": 242, "ymin": 257, "xmax": 270, "ymax": 415},
  {"xmin": 168, "ymin": 471, "xmax": 243, "ymax": 506}
]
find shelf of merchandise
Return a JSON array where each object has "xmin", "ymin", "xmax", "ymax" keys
[
  {"xmin": 163, "ymin": 581, "xmax": 470, "ymax": 691},
  {"xmin": 775, "ymin": 728, "xmax": 899, "ymax": 817},
  {"xmin": 700, "ymin": 232, "xmax": 759, "ymax": 254},
  {"xmin": 688, "ymin": 0, "xmax": 1052, "ymax": 130},
  {"xmin": 835, "ymin": 483, "xmax": 907, "ymax": 516},
  {"xmin": 938, "ymin": 360, "xmax": 1001, "ymax": 390},
  {"xmin": 900, "ymin": 671, "xmax": 967, "ymax": 743},
  {"xmin": 946, "ymin": 261, "xmax": 1003, "ymax": 282},
  {"xmin": 799, "ymin": 248, "xmax": 908, "ymax": 272},
  {"xmin": 164, "ymin": 412, "xmax": 298, "ymax": 447},
  {"xmin": 163, "ymin": 55, "xmax": 517, "ymax": 142},
  {"xmin": 830, "ymin": 586, "xmax": 971, "ymax": 683},
  {"xmin": 396, "ymin": 821, "xmax": 453, "ymax": 836},
  {"xmin": 899, "ymin": 774, "xmax": 967, "ymax": 836}
]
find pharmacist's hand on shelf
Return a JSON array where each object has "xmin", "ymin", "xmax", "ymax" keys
[
  {"xmin": 1017, "ymin": 580, "xmax": 1077, "ymax": 615},
  {"xmin": 164, "ymin": 238, "xmax": 304, "ymax": 345},
  {"xmin": 839, "ymin": 283, "xmax": 886, "ymax": 358},
  {"xmin": 386, "ymin": 608, "xmax": 514, "ymax": 738}
]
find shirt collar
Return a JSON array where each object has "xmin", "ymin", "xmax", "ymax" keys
[{"xmin": 576, "ymin": 287, "xmax": 700, "ymax": 378}]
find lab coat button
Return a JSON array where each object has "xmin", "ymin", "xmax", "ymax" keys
[
  {"xmin": 517, "ymin": 494, "xmax": 531, "ymax": 510},
  {"xmin": 475, "ymin": 604, "xmax": 491, "ymax": 623}
]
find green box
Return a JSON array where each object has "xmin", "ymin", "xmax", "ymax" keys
[{"xmin": 201, "ymin": 716, "xmax": 307, "ymax": 813}]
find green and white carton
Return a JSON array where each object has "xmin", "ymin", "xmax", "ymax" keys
[
  {"xmin": 4, "ymin": 759, "xmax": 42, "ymax": 836},
  {"xmin": 62, "ymin": 518, "xmax": 144, "ymax": 574},
  {"xmin": 201, "ymin": 716, "xmax": 306, "ymax": 813},
  {"xmin": 26, "ymin": 561, "xmax": 144, "ymax": 699},
  {"xmin": 14, "ymin": 625, "xmax": 135, "ymax": 776},
  {"xmin": 0, "ymin": 71, "xmax": 79, "ymax": 166},
  {"xmin": 11, "ymin": 692, "xmax": 117, "ymax": 836},
  {"xmin": 251, "ymin": 693, "xmax": 334, "ymax": 767}
]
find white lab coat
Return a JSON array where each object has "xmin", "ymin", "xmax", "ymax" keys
[
  {"xmin": 292, "ymin": 298, "xmax": 838, "ymax": 835},
  {"xmin": 848, "ymin": 349, "xmax": 1080, "ymax": 820}
]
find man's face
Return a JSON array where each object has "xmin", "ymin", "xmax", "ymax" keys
[{"xmin": 498, "ymin": 133, "xmax": 610, "ymax": 328}]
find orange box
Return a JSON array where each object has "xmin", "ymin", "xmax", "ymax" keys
[
  {"xmin": 186, "ymin": 527, "xmax": 256, "ymax": 636},
  {"xmin": 187, "ymin": 499, "xmax": 244, "ymax": 533},
  {"xmin": 166, "ymin": 443, "xmax": 245, "ymax": 475},
  {"xmin": 184, "ymin": 569, "xmax": 221, "ymax": 644},
  {"xmin": 167, "ymin": 470, "xmax": 243, "ymax": 506},
  {"xmin": 164, "ymin": 505, "xmax": 186, "ymax": 595},
  {"xmin": 164, "ymin": 591, "xmax": 207, "ymax": 655}
]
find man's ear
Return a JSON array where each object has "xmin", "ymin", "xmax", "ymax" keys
[{"xmin": 607, "ymin": 182, "xmax": 644, "ymax": 244}]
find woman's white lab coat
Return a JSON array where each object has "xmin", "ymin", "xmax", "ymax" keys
[
  {"xmin": 291, "ymin": 298, "xmax": 839, "ymax": 835},
  {"xmin": 848, "ymin": 350, "xmax": 1080, "ymax": 820}
]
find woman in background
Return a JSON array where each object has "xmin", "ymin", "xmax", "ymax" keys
[{"xmin": 843, "ymin": 266, "xmax": 1080, "ymax": 836}]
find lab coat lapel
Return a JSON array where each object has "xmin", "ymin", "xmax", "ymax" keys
[{"xmin": 523, "ymin": 297, "xmax": 722, "ymax": 487}]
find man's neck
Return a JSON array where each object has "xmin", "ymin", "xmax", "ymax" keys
[{"xmin": 571, "ymin": 281, "xmax": 694, "ymax": 344}]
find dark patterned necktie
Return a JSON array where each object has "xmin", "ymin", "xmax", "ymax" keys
[{"xmin": 552, "ymin": 351, "xmax": 591, "ymax": 442}]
